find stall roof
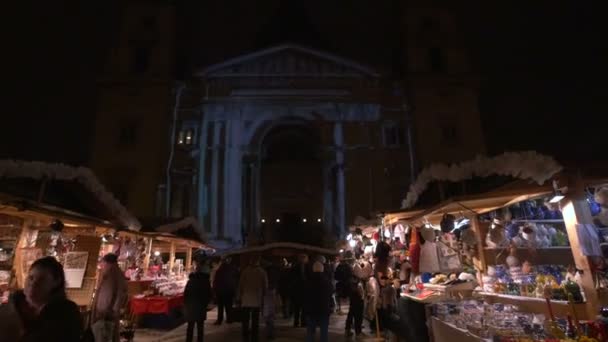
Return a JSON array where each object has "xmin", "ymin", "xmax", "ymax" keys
[
  {"xmin": 0, "ymin": 176, "xmax": 139, "ymax": 230},
  {"xmin": 223, "ymin": 242, "xmax": 338, "ymax": 257},
  {"xmin": 0, "ymin": 161, "xmax": 139, "ymax": 230},
  {"xmin": 386, "ymin": 184, "xmax": 555, "ymax": 226},
  {"xmin": 139, "ymin": 217, "xmax": 212, "ymax": 250}
]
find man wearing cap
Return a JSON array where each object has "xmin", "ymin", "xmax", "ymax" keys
[{"xmin": 92, "ymin": 253, "xmax": 128, "ymax": 342}]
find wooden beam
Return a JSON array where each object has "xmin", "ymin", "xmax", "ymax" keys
[
  {"xmin": 186, "ymin": 248, "xmax": 193, "ymax": 273},
  {"xmin": 143, "ymin": 238, "xmax": 153, "ymax": 270},
  {"xmin": 168, "ymin": 242, "xmax": 176, "ymax": 275},
  {"xmin": 562, "ymin": 193, "xmax": 600, "ymax": 320},
  {"xmin": 471, "ymin": 216, "xmax": 487, "ymax": 272}
]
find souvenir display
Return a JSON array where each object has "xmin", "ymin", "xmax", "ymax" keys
[
  {"xmin": 151, "ymin": 278, "xmax": 187, "ymax": 297},
  {"xmin": 432, "ymin": 299, "xmax": 607, "ymax": 341}
]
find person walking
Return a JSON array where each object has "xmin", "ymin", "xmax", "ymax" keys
[
  {"xmin": 378, "ymin": 275, "xmax": 397, "ymax": 337},
  {"xmin": 20, "ymin": 256, "xmax": 82, "ymax": 342},
  {"xmin": 290, "ymin": 254, "xmax": 309, "ymax": 328},
  {"xmin": 263, "ymin": 259, "xmax": 281, "ymax": 340},
  {"xmin": 237, "ymin": 255, "xmax": 268, "ymax": 342},
  {"xmin": 334, "ymin": 252, "xmax": 354, "ymax": 315},
  {"xmin": 91, "ymin": 253, "xmax": 128, "ymax": 342},
  {"xmin": 277, "ymin": 259, "xmax": 292, "ymax": 319},
  {"xmin": 213, "ymin": 257, "xmax": 238, "ymax": 325},
  {"xmin": 184, "ymin": 255, "xmax": 212, "ymax": 342},
  {"xmin": 303, "ymin": 261, "xmax": 333, "ymax": 342},
  {"xmin": 345, "ymin": 275, "xmax": 365, "ymax": 338}
]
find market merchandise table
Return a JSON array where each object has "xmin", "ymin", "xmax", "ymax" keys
[
  {"xmin": 130, "ymin": 294, "xmax": 184, "ymax": 315},
  {"xmin": 431, "ymin": 317, "xmax": 490, "ymax": 342},
  {"xmin": 394, "ymin": 297, "xmax": 431, "ymax": 342}
]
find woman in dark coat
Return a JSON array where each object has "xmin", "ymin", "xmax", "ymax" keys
[
  {"xmin": 19, "ymin": 256, "xmax": 82, "ymax": 342},
  {"xmin": 303, "ymin": 261, "xmax": 333, "ymax": 342},
  {"xmin": 184, "ymin": 257, "xmax": 212, "ymax": 342}
]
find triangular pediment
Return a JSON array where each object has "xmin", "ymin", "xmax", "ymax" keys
[{"xmin": 197, "ymin": 44, "xmax": 379, "ymax": 78}]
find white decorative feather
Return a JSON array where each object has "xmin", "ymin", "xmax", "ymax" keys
[
  {"xmin": 401, "ymin": 151, "xmax": 563, "ymax": 209},
  {"xmin": 0, "ymin": 160, "xmax": 141, "ymax": 230}
]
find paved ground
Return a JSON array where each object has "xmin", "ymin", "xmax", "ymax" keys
[{"xmin": 134, "ymin": 307, "xmax": 388, "ymax": 342}]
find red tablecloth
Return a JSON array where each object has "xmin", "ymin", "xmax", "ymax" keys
[{"xmin": 130, "ymin": 295, "xmax": 184, "ymax": 315}]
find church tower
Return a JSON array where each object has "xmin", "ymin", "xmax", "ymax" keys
[
  {"xmin": 89, "ymin": 0, "xmax": 175, "ymax": 218},
  {"xmin": 404, "ymin": 1, "xmax": 485, "ymax": 166}
]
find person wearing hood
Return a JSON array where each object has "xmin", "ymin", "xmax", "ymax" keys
[
  {"xmin": 91, "ymin": 253, "xmax": 128, "ymax": 342},
  {"xmin": 184, "ymin": 256, "xmax": 212, "ymax": 342},
  {"xmin": 303, "ymin": 261, "xmax": 333, "ymax": 342}
]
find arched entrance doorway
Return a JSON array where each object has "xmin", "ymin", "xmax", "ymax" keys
[{"xmin": 257, "ymin": 124, "xmax": 326, "ymax": 243}]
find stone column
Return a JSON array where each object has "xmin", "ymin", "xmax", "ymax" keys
[
  {"xmin": 197, "ymin": 118, "xmax": 209, "ymax": 234},
  {"xmin": 255, "ymin": 154, "xmax": 262, "ymax": 229},
  {"xmin": 249, "ymin": 160, "xmax": 259, "ymax": 235},
  {"xmin": 334, "ymin": 121, "xmax": 346, "ymax": 238},
  {"xmin": 322, "ymin": 164, "xmax": 334, "ymax": 230},
  {"xmin": 210, "ymin": 121, "xmax": 222, "ymax": 239},
  {"xmin": 562, "ymin": 191, "xmax": 600, "ymax": 319},
  {"xmin": 223, "ymin": 119, "xmax": 244, "ymax": 244}
]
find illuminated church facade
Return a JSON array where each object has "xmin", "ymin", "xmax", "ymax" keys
[{"xmin": 90, "ymin": 0, "xmax": 485, "ymax": 248}]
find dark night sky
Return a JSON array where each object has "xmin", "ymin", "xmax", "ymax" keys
[{"xmin": 3, "ymin": 1, "xmax": 606, "ymax": 166}]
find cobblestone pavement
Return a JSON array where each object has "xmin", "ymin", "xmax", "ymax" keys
[{"xmin": 134, "ymin": 307, "xmax": 387, "ymax": 342}]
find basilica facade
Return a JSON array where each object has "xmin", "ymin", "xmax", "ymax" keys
[{"xmin": 90, "ymin": 1, "xmax": 485, "ymax": 248}]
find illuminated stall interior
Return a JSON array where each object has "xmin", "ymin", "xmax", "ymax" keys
[{"xmin": 0, "ymin": 161, "xmax": 140, "ymax": 308}]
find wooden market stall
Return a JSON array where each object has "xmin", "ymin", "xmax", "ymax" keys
[
  {"xmin": 0, "ymin": 160, "xmax": 141, "ymax": 309},
  {"xmin": 383, "ymin": 167, "xmax": 608, "ymax": 341},
  {"xmin": 111, "ymin": 217, "xmax": 213, "ymax": 329}
]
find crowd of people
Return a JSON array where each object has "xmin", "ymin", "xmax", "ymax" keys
[
  {"xmin": 0, "ymin": 240, "xmax": 407, "ymax": 342},
  {"xmin": 182, "ymin": 246, "xmax": 406, "ymax": 342}
]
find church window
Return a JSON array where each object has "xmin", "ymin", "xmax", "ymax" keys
[
  {"xmin": 428, "ymin": 47, "xmax": 444, "ymax": 72},
  {"xmin": 185, "ymin": 129, "xmax": 193, "ymax": 145},
  {"xmin": 177, "ymin": 131, "xmax": 185, "ymax": 145},
  {"xmin": 382, "ymin": 122, "xmax": 403, "ymax": 147},
  {"xmin": 178, "ymin": 129, "xmax": 195, "ymax": 146},
  {"xmin": 130, "ymin": 46, "xmax": 151, "ymax": 74}
]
